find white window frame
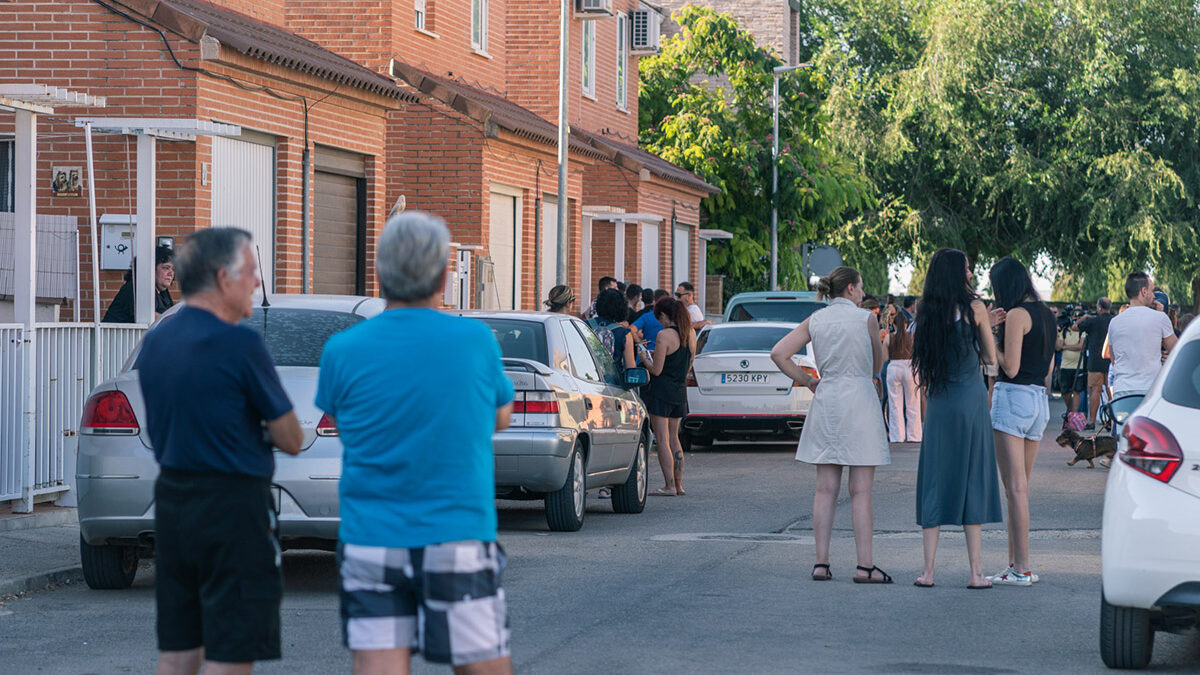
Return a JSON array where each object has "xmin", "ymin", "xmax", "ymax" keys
[
  {"xmin": 582, "ymin": 20, "xmax": 596, "ymax": 98},
  {"xmin": 414, "ymin": 0, "xmax": 426, "ymax": 30},
  {"xmin": 471, "ymin": 0, "xmax": 488, "ymax": 53},
  {"xmin": 616, "ymin": 13, "xmax": 628, "ymax": 110}
]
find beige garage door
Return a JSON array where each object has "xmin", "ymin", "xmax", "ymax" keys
[{"xmin": 313, "ymin": 171, "xmax": 359, "ymax": 295}]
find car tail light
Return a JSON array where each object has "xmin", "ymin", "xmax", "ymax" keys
[
  {"xmin": 686, "ymin": 368, "xmax": 697, "ymax": 387},
  {"xmin": 513, "ymin": 392, "xmax": 560, "ymax": 414},
  {"xmin": 794, "ymin": 365, "xmax": 819, "ymax": 387},
  {"xmin": 1120, "ymin": 416, "xmax": 1182, "ymax": 483},
  {"xmin": 80, "ymin": 391, "xmax": 139, "ymax": 435},
  {"xmin": 316, "ymin": 413, "xmax": 338, "ymax": 437}
]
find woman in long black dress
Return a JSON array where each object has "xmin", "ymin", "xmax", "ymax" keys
[{"xmin": 912, "ymin": 249, "xmax": 1005, "ymax": 589}]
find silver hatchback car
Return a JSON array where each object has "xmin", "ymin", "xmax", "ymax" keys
[{"xmin": 76, "ymin": 299, "xmax": 649, "ymax": 589}]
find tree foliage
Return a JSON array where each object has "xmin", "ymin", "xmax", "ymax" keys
[
  {"xmin": 807, "ymin": 0, "xmax": 1200, "ymax": 307},
  {"xmin": 638, "ymin": 6, "xmax": 876, "ymax": 293}
]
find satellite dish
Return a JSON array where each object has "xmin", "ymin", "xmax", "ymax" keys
[{"xmin": 806, "ymin": 245, "xmax": 843, "ymax": 278}]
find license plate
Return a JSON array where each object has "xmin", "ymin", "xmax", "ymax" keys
[{"xmin": 721, "ymin": 373, "xmax": 769, "ymax": 384}]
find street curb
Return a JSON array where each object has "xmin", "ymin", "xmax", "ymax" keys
[
  {"xmin": 0, "ymin": 565, "xmax": 84, "ymax": 597},
  {"xmin": 0, "ymin": 507, "xmax": 78, "ymax": 533}
]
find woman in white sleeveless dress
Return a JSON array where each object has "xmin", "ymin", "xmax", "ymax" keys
[{"xmin": 770, "ymin": 266, "xmax": 891, "ymax": 583}]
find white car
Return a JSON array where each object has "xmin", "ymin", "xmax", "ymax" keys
[
  {"xmin": 681, "ymin": 322, "xmax": 815, "ymax": 448},
  {"xmin": 1100, "ymin": 321, "xmax": 1200, "ymax": 669}
]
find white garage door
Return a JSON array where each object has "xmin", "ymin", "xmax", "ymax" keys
[
  {"xmin": 673, "ymin": 225, "xmax": 691, "ymax": 287},
  {"xmin": 212, "ymin": 135, "xmax": 275, "ymax": 291},
  {"xmin": 641, "ymin": 221, "xmax": 659, "ymax": 288},
  {"xmin": 489, "ymin": 191, "xmax": 520, "ymax": 310}
]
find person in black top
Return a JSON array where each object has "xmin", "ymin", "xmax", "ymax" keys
[
  {"xmin": 986, "ymin": 257, "xmax": 1056, "ymax": 587},
  {"xmin": 637, "ymin": 295, "xmax": 695, "ymax": 496},
  {"xmin": 102, "ymin": 244, "xmax": 176, "ymax": 323},
  {"xmin": 1074, "ymin": 297, "xmax": 1112, "ymax": 428},
  {"xmin": 138, "ymin": 229, "xmax": 303, "ymax": 673}
]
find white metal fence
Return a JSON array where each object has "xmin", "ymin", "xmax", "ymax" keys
[
  {"xmin": 0, "ymin": 324, "xmax": 23, "ymax": 502},
  {"xmin": 0, "ymin": 323, "xmax": 148, "ymax": 508}
]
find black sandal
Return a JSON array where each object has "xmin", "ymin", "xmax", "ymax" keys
[
  {"xmin": 812, "ymin": 563, "xmax": 832, "ymax": 581},
  {"xmin": 852, "ymin": 565, "xmax": 893, "ymax": 584}
]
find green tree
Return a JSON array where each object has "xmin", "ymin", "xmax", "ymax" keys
[{"xmin": 639, "ymin": 6, "xmax": 874, "ymax": 294}]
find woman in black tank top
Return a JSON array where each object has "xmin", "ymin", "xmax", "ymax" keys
[{"xmin": 986, "ymin": 258, "xmax": 1056, "ymax": 586}]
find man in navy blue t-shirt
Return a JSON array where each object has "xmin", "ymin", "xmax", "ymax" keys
[{"xmin": 138, "ymin": 228, "xmax": 302, "ymax": 674}]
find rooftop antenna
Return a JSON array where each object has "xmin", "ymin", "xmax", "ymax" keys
[{"xmin": 256, "ymin": 244, "xmax": 271, "ymax": 308}]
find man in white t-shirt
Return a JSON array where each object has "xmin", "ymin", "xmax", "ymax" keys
[
  {"xmin": 1103, "ymin": 272, "xmax": 1178, "ymax": 397},
  {"xmin": 675, "ymin": 281, "xmax": 710, "ymax": 329}
]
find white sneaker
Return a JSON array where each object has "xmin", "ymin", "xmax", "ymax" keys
[
  {"xmin": 987, "ymin": 565, "xmax": 1039, "ymax": 583},
  {"xmin": 993, "ymin": 569, "xmax": 1033, "ymax": 586}
]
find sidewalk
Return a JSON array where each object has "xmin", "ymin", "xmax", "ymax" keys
[{"xmin": 0, "ymin": 504, "xmax": 83, "ymax": 596}]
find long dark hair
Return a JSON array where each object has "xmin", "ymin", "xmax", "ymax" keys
[
  {"xmin": 654, "ymin": 296, "xmax": 694, "ymax": 351},
  {"xmin": 988, "ymin": 257, "xmax": 1041, "ymax": 344},
  {"xmin": 912, "ymin": 249, "xmax": 980, "ymax": 393}
]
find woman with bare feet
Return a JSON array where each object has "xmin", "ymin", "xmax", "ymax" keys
[
  {"xmin": 771, "ymin": 266, "xmax": 892, "ymax": 584},
  {"xmin": 638, "ymin": 296, "xmax": 695, "ymax": 496},
  {"xmin": 912, "ymin": 249, "xmax": 1004, "ymax": 589}
]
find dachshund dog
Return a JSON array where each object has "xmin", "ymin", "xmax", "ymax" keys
[{"xmin": 1056, "ymin": 429, "xmax": 1117, "ymax": 468}]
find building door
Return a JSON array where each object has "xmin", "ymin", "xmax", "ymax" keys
[
  {"xmin": 641, "ymin": 221, "xmax": 659, "ymax": 288},
  {"xmin": 488, "ymin": 190, "xmax": 520, "ymax": 310},
  {"xmin": 313, "ymin": 147, "xmax": 366, "ymax": 295},
  {"xmin": 541, "ymin": 195, "xmax": 558, "ymax": 301},
  {"xmin": 673, "ymin": 224, "xmax": 691, "ymax": 286},
  {"xmin": 212, "ymin": 134, "xmax": 275, "ymax": 291}
]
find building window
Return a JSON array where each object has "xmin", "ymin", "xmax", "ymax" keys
[
  {"xmin": 471, "ymin": 0, "xmax": 488, "ymax": 52},
  {"xmin": 414, "ymin": 0, "xmax": 426, "ymax": 31},
  {"xmin": 616, "ymin": 13, "xmax": 628, "ymax": 109},
  {"xmin": 0, "ymin": 139, "xmax": 13, "ymax": 212},
  {"xmin": 582, "ymin": 20, "xmax": 596, "ymax": 97}
]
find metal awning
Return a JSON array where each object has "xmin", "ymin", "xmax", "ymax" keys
[
  {"xmin": 74, "ymin": 118, "xmax": 241, "ymax": 141},
  {"xmin": 700, "ymin": 228, "xmax": 734, "ymax": 241},
  {"xmin": 0, "ymin": 84, "xmax": 107, "ymax": 114},
  {"xmin": 587, "ymin": 211, "xmax": 666, "ymax": 224}
]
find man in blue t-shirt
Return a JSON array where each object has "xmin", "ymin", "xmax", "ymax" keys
[
  {"xmin": 632, "ymin": 289, "xmax": 670, "ymax": 349},
  {"xmin": 138, "ymin": 228, "xmax": 302, "ymax": 674},
  {"xmin": 316, "ymin": 212, "xmax": 515, "ymax": 674}
]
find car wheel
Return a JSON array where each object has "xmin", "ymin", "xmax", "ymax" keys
[
  {"xmin": 545, "ymin": 442, "xmax": 585, "ymax": 532},
  {"xmin": 1100, "ymin": 592, "xmax": 1154, "ymax": 669},
  {"xmin": 80, "ymin": 535, "xmax": 137, "ymax": 590},
  {"xmin": 611, "ymin": 433, "xmax": 648, "ymax": 514}
]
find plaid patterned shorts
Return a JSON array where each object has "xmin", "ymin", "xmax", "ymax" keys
[{"xmin": 338, "ymin": 540, "xmax": 509, "ymax": 665}]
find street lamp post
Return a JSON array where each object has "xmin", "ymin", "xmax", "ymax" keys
[{"xmin": 770, "ymin": 63, "xmax": 813, "ymax": 290}]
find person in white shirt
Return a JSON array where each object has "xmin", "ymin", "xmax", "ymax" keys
[
  {"xmin": 1103, "ymin": 272, "xmax": 1178, "ymax": 397},
  {"xmin": 675, "ymin": 281, "xmax": 711, "ymax": 329}
]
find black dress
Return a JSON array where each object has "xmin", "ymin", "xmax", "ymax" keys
[
  {"xmin": 916, "ymin": 319, "xmax": 1003, "ymax": 527},
  {"xmin": 642, "ymin": 327, "xmax": 690, "ymax": 418}
]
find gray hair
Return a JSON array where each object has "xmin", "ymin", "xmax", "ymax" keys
[
  {"xmin": 177, "ymin": 227, "xmax": 252, "ymax": 296},
  {"xmin": 377, "ymin": 212, "xmax": 450, "ymax": 302}
]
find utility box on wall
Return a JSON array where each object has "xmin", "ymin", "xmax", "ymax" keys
[{"xmin": 99, "ymin": 214, "xmax": 135, "ymax": 271}]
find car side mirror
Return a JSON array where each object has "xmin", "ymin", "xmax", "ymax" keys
[{"xmin": 624, "ymin": 367, "xmax": 649, "ymax": 388}]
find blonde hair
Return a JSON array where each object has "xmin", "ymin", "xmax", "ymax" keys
[{"xmin": 815, "ymin": 266, "xmax": 861, "ymax": 301}]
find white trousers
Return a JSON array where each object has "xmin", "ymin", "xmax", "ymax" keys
[{"xmin": 886, "ymin": 359, "xmax": 922, "ymax": 442}]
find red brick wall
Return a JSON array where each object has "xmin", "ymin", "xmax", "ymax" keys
[
  {"xmin": 207, "ymin": 0, "xmax": 288, "ymax": 26},
  {"xmin": 0, "ymin": 0, "xmax": 392, "ymax": 316},
  {"xmin": 286, "ymin": 0, "xmax": 393, "ymax": 73},
  {"xmin": 392, "ymin": 0, "xmax": 508, "ymax": 93}
]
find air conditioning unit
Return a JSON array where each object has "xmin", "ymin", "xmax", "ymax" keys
[
  {"xmin": 576, "ymin": 0, "xmax": 614, "ymax": 18},
  {"xmin": 631, "ymin": 9, "xmax": 661, "ymax": 54}
]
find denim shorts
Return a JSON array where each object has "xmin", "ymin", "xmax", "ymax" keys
[{"xmin": 991, "ymin": 382, "xmax": 1050, "ymax": 441}]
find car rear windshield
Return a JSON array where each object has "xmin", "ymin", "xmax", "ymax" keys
[
  {"xmin": 697, "ymin": 326, "xmax": 794, "ymax": 354},
  {"xmin": 1161, "ymin": 340, "xmax": 1200, "ymax": 409},
  {"xmin": 728, "ymin": 301, "xmax": 823, "ymax": 323},
  {"xmin": 240, "ymin": 309, "xmax": 365, "ymax": 367},
  {"xmin": 481, "ymin": 318, "xmax": 548, "ymax": 365}
]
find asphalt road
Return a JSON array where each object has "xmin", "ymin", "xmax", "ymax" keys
[{"xmin": 2, "ymin": 426, "xmax": 1199, "ymax": 673}]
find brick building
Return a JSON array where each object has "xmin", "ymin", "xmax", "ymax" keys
[
  {"xmin": 657, "ymin": 0, "xmax": 805, "ymax": 66},
  {"xmin": 1, "ymin": 0, "xmax": 717, "ymax": 317}
]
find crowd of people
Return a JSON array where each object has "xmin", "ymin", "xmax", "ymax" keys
[{"xmin": 137, "ymin": 211, "xmax": 1189, "ymax": 672}]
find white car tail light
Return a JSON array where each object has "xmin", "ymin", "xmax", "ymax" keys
[
  {"xmin": 80, "ymin": 391, "xmax": 140, "ymax": 435},
  {"xmin": 1120, "ymin": 416, "xmax": 1182, "ymax": 483},
  {"xmin": 316, "ymin": 413, "xmax": 339, "ymax": 437}
]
